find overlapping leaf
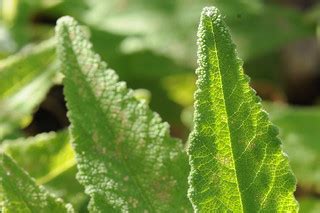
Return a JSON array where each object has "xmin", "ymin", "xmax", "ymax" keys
[
  {"xmin": 188, "ymin": 7, "xmax": 298, "ymax": 212},
  {"xmin": 1, "ymin": 131, "xmax": 87, "ymax": 211},
  {"xmin": 0, "ymin": 153, "xmax": 74, "ymax": 212},
  {"xmin": 56, "ymin": 16, "xmax": 191, "ymax": 212},
  {"xmin": 2, "ymin": 131, "xmax": 75, "ymax": 185}
]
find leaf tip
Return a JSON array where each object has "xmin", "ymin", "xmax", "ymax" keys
[
  {"xmin": 55, "ymin": 16, "xmax": 79, "ymax": 42},
  {"xmin": 201, "ymin": 6, "xmax": 220, "ymax": 20},
  {"xmin": 56, "ymin": 16, "xmax": 76, "ymax": 28}
]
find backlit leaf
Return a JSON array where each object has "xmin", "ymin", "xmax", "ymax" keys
[{"xmin": 188, "ymin": 7, "xmax": 298, "ymax": 212}]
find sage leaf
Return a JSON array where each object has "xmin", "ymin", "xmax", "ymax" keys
[
  {"xmin": 188, "ymin": 7, "xmax": 298, "ymax": 212},
  {"xmin": 56, "ymin": 16, "xmax": 191, "ymax": 212}
]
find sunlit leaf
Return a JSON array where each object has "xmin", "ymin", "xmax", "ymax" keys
[{"xmin": 188, "ymin": 7, "xmax": 298, "ymax": 212}]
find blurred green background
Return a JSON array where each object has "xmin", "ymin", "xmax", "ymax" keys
[{"xmin": 0, "ymin": 0, "xmax": 319, "ymax": 212}]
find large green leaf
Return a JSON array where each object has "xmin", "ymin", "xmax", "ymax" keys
[
  {"xmin": 0, "ymin": 153, "xmax": 74, "ymax": 212},
  {"xmin": 0, "ymin": 39, "xmax": 56, "ymax": 140},
  {"xmin": 188, "ymin": 7, "xmax": 298, "ymax": 212},
  {"xmin": 56, "ymin": 16, "xmax": 191, "ymax": 212}
]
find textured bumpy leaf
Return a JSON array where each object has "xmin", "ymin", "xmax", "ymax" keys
[
  {"xmin": 56, "ymin": 16, "xmax": 191, "ymax": 212},
  {"xmin": 188, "ymin": 7, "xmax": 298, "ymax": 212},
  {"xmin": 0, "ymin": 39, "xmax": 56, "ymax": 140},
  {"xmin": 1, "ymin": 131, "xmax": 75, "ymax": 184},
  {"xmin": 0, "ymin": 153, "xmax": 74, "ymax": 212}
]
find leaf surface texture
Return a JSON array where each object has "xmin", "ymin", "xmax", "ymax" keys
[{"xmin": 56, "ymin": 16, "xmax": 191, "ymax": 212}]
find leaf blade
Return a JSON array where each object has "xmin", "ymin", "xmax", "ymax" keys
[
  {"xmin": 2, "ymin": 131, "xmax": 75, "ymax": 185},
  {"xmin": 188, "ymin": 7, "xmax": 298, "ymax": 212},
  {"xmin": 0, "ymin": 153, "xmax": 74, "ymax": 212},
  {"xmin": 1, "ymin": 131, "xmax": 87, "ymax": 211},
  {"xmin": 56, "ymin": 16, "xmax": 191, "ymax": 212}
]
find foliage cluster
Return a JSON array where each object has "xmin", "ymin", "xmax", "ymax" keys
[{"xmin": 0, "ymin": 0, "xmax": 319, "ymax": 212}]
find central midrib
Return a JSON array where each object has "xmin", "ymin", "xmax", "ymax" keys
[{"xmin": 208, "ymin": 18, "xmax": 245, "ymax": 212}]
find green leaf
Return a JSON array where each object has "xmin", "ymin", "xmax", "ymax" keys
[
  {"xmin": 0, "ymin": 39, "xmax": 56, "ymax": 140},
  {"xmin": 2, "ymin": 131, "xmax": 75, "ymax": 185},
  {"xmin": 188, "ymin": 7, "xmax": 298, "ymax": 212},
  {"xmin": 56, "ymin": 16, "xmax": 192, "ymax": 212},
  {"xmin": 0, "ymin": 39, "xmax": 55, "ymax": 100},
  {"xmin": 1, "ymin": 131, "xmax": 87, "ymax": 211},
  {"xmin": 0, "ymin": 153, "xmax": 74, "ymax": 212}
]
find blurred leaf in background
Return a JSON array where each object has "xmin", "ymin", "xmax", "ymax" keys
[
  {"xmin": 1, "ymin": 0, "xmax": 317, "ymax": 131},
  {"xmin": 1, "ymin": 131, "xmax": 88, "ymax": 211},
  {"xmin": 265, "ymin": 103, "xmax": 320, "ymax": 194},
  {"xmin": 45, "ymin": 0, "xmax": 315, "ymax": 63},
  {"xmin": 299, "ymin": 198, "xmax": 320, "ymax": 213},
  {"xmin": 0, "ymin": 153, "xmax": 74, "ymax": 212},
  {"xmin": 0, "ymin": 39, "xmax": 56, "ymax": 140}
]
